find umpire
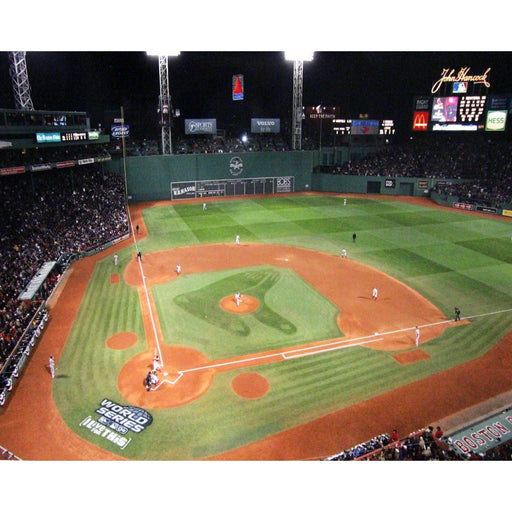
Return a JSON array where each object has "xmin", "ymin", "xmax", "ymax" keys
[{"xmin": 145, "ymin": 371, "xmax": 152, "ymax": 391}]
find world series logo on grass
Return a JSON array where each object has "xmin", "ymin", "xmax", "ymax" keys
[
  {"xmin": 95, "ymin": 399, "xmax": 153, "ymax": 434},
  {"xmin": 80, "ymin": 399, "xmax": 153, "ymax": 450}
]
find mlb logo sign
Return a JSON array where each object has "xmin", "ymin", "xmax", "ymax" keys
[
  {"xmin": 232, "ymin": 74, "xmax": 244, "ymax": 101},
  {"xmin": 412, "ymin": 111, "xmax": 429, "ymax": 131}
]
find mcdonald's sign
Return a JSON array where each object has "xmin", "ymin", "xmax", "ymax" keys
[{"xmin": 412, "ymin": 111, "xmax": 429, "ymax": 131}]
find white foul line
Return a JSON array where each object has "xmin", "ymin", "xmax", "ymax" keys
[
  {"xmin": 166, "ymin": 307, "xmax": 512, "ymax": 381},
  {"xmin": 127, "ymin": 211, "xmax": 164, "ymax": 365}
]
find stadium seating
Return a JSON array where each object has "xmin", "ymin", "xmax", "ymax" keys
[{"xmin": 0, "ymin": 164, "xmax": 129, "ymax": 397}]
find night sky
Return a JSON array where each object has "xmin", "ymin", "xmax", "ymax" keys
[{"xmin": 1, "ymin": 5, "xmax": 511, "ymax": 141}]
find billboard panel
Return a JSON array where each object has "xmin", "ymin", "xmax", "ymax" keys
[
  {"xmin": 232, "ymin": 75, "xmax": 244, "ymax": 101},
  {"xmin": 185, "ymin": 119, "xmax": 217, "ymax": 135},
  {"xmin": 485, "ymin": 110, "xmax": 508, "ymax": 131},
  {"xmin": 111, "ymin": 124, "xmax": 130, "ymax": 138},
  {"xmin": 412, "ymin": 111, "xmax": 429, "ymax": 131},
  {"xmin": 306, "ymin": 106, "xmax": 338, "ymax": 120},
  {"xmin": 351, "ymin": 119, "xmax": 379, "ymax": 135},
  {"xmin": 250, "ymin": 118, "xmax": 280, "ymax": 133},
  {"xmin": 431, "ymin": 97, "xmax": 458, "ymax": 123}
]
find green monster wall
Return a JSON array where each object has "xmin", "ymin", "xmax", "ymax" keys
[
  {"xmin": 105, "ymin": 151, "xmax": 317, "ymax": 202},
  {"xmin": 105, "ymin": 149, "xmax": 437, "ymax": 202}
]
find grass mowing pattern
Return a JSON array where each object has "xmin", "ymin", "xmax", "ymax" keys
[
  {"xmin": 53, "ymin": 196, "xmax": 512, "ymax": 459},
  {"xmin": 153, "ymin": 266, "xmax": 341, "ymax": 359}
]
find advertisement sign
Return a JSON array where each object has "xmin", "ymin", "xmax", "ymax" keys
[
  {"xmin": 111, "ymin": 124, "xmax": 130, "ymax": 138},
  {"xmin": 485, "ymin": 110, "xmax": 507, "ymax": 131},
  {"xmin": 431, "ymin": 67, "xmax": 491, "ymax": 95},
  {"xmin": 0, "ymin": 166, "xmax": 25, "ymax": 176},
  {"xmin": 306, "ymin": 106, "xmax": 338, "ymax": 119},
  {"xmin": 36, "ymin": 132, "xmax": 61, "ymax": 143},
  {"xmin": 431, "ymin": 97, "xmax": 458, "ymax": 123},
  {"xmin": 414, "ymin": 96, "xmax": 430, "ymax": 110},
  {"xmin": 351, "ymin": 119, "xmax": 379, "ymax": 135},
  {"xmin": 250, "ymin": 118, "xmax": 280, "ymax": 133},
  {"xmin": 232, "ymin": 74, "xmax": 244, "ymax": 101},
  {"xmin": 61, "ymin": 131, "xmax": 87, "ymax": 142},
  {"xmin": 184, "ymin": 119, "xmax": 217, "ymax": 135}
]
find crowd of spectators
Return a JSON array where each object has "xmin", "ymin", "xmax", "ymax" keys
[
  {"xmin": 1, "ymin": 144, "xmax": 112, "ymax": 169},
  {"xmin": 326, "ymin": 135, "xmax": 510, "ymax": 179},
  {"xmin": 0, "ymin": 165, "xmax": 129, "ymax": 367},
  {"xmin": 320, "ymin": 134, "xmax": 512, "ymax": 208},
  {"xmin": 107, "ymin": 135, "xmax": 318, "ymax": 156}
]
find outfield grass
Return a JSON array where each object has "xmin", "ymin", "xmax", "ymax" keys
[{"xmin": 53, "ymin": 195, "xmax": 512, "ymax": 459}]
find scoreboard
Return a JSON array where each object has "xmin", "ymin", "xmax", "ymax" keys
[
  {"xmin": 332, "ymin": 118, "xmax": 396, "ymax": 136},
  {"xmin": 412, "ymin": 66, "xmax": 510, "ymax": 132}
]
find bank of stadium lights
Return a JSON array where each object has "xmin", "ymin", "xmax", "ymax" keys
[
  {"xmin": 146, "ymin": 51, "xmax": 180, "ymax": 155},
  {"xmin": 285, "ymin": 51, "xmax": 314, "ymax": 151}
]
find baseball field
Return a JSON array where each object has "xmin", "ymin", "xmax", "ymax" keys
[{"xmin": 3, "ymin": 192, "xmax": 512, "ymax": 461}]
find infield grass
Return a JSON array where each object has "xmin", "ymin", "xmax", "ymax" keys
[{"xmin": 53, "ymin": 195, "xmax": 512, "ymax": 459}]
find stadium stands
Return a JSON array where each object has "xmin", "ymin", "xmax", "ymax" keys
[{"xmin": 0, "ymin": 161, "xmax": 129, "ymax": 404}]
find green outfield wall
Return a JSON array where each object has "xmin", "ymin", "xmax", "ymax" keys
[
  {"xmin": 310, "ymin": 172, "xmax": 434, "ymax": 197},
  {"xmin": 105, "ymin": 149, "xmax": 441, "ymax": 202},
  {"xmin": 105, "ymin": 151, "xmax": 317, "ymax": 202}
]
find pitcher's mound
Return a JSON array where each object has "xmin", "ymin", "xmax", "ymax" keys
[{"xmin": 220, "ymin": 294, "xmax": 259, "ymax": 314}]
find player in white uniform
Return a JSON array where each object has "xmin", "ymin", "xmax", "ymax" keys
[
  {"xmin": 49, "ymin": 355, "xmax": 55, "ymax": 379},
  {"xmin": 372, "ymin": 287, "xmax": 378, "ymax": 301},
  {"xmin": 235, "ymin": 235, "xmax": 240, "ymax": 245},
  {"xmin": 152, "ymin": 354, "xmax": 162, "ymax": 372},
  {"xmin": 176, "ymin": 264, "xmax": 181, "ymax": 275},
  {"xmin": 114, "ymin": 253, "xmax": 118, "ymax": 266},
  {"xmin": 415, "ymin": 327, "xmax": 420, "ymax": 347}
]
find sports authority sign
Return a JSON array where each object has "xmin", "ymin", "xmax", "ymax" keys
[
  {"xmin": 79, "ymin": 399, "xmax": 153, "ymax": 450},
  {"xmin": 184, "ymin": 119, "xmax": 217, "ymax": 135}
]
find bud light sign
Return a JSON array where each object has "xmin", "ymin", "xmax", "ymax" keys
[{"xmin": 111, "ymin": 124, "xmax": 130, "ymax": 138}]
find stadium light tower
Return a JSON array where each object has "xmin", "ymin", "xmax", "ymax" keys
[
  {"xmin": 8, "ymin": 51, "xmax": 35, "ymax": 110},
  {"xmin": 147, "ymin": 51, "xmax": 180, "ymax": 155},
  {"xmin": 285, "ymin": 51, "xmax": 314, "ymax": 150}
]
